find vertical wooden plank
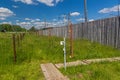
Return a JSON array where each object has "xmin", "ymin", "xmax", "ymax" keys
[
  {"xmin": 116, "ymin": 16, "xmax": 120, "ymax": 48},
  {"xmin": 118, "ymin": 16, "xmax": 120, "ymax": 48},
  {"xmin": 69, "ymin": 23, "xmax": 73, "ymax": 58},
  {"xmin": 13, "ymin": 34, "xmax": 17, "ymax": 63},
  {"xmin": 17, "ymin": 34, "xmax": 20, "ymax": 46}
]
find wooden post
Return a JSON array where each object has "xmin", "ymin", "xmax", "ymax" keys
[
  {"xmin": 36, "ymin": 31, "xmax": 37, "ymax": 36},
  {"xmin": 69, "ymin": 23, "xmax": 73, "ymax": 58},
  {"xmin": 40, "ymin": 30, "xmax": 42, "ymax": 36},
  {"xmin": 41, "ymin": 30, "xmax": 43, "ymax": 36},
  {"xmin": 115, "ymin": 16, "xmax": 120, "ymax": 48},
  {"xmin": 48, "ymin": 28, "xmax": 51, "ymax": 40},
  {"xmin": 17, "ymin": 34, "xmax": 20, "ymax": 46},
  {"xmin": 13, "ymin": 34, "xmax": 17, "ymax": 63},
  {"xmin": 20, "ymin": 33, "xmax": 22, "ymax": 41},
  {"xmin": 23, "ymin": 33, "xmax": 25, "ymax": 38},
  {"xmin": 48, "ymin": 28, "xmax": 51, "ymax": 47}
]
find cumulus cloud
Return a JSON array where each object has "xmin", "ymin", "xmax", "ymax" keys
[
  {"xmin": 31, "ymin": 20, "xmax": 35, "ymax": 22},
  {"xmin": 35, "ymin": 18, "xmax": 40, "ymax": 21},
  {"xmin": 0, "ymin": 21, "xmax": 12, "ymax": 24},
  {"xmin": 14, "ymin": 0, "xmax": 63, "ymax": 6},
  {"xmin": 16, "ymin": 19, "xmax": 65, "ymax": 29},
  {"xmin": 70, "ymin": 12, "xmax": 80, "ymax": 16},
  {"xmin": 25, "ymin": 18, "xmax": 32, "ymax": 20},
  {"xmin": 16, "ymin": 20, "xmax": 20, "ymax": 22},
  {"xmin": 53, "ymin": 19, "xmax": 57, "ymax": 21},
  {"xmin": 17, "ymin": 22, "xmax": 31, "ymax": 25},
  {"xmin": 16, "ymin": 21, "xmax": 46, "ymax": 29},
  {"xmin": 0, "ymin": 18, "xmax": 6, "ymax": 20},
  {"xmin": 0, "ymin": 7, "xmax": 15, "ymax": 20},
  {"xmin": 76, "ymin": 18, "xmax": 85, "ymax": 21},
  {"xmin": 37, "ymin": 0, "xmax": 63, "ymax": 6},
  {"xmin": 37, "ymin": 0, "xmax": 54, "ymax": 6},
  {"xmin": 89, "ymin": 19, "xmax": 94, "ymax": 22},
  {"xmin": 99, "ymin": 5, "xmax": 120, "ymax": 13},
  {"xmin": 14, "ymin": 0, "xmax": 34, "ymax": 5},
  {"xmin": 25, "ymin": 18, "xmax": 40, "ymax": 22},
  {"xmin": 56, "ymin": 0, "xmax": 63, "ymax": 3},
  {"xmin": 76, "ymin": 18, "xmax": 94, "ymax": 22},
  {"xmin": 16, "ymin": 21, "xmax": 32, "ymax": 29}
]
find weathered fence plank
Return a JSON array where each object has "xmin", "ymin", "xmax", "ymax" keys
[{"xmin": 39, "ymin": 16, "xmax": 120, "ymax": 49}]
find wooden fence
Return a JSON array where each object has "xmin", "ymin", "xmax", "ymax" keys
[{"xmin": 38, "ymin": 16, "xmax": 120, "ymax": 49}]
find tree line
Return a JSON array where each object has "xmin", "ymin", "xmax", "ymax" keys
[{"xmin": 0, "ymin": 24, "xmax": 26, "ymax": 32}]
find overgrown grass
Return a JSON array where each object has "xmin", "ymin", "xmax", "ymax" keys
[
  {"xmin": 60, "ymin": 62, "xmax": 120, "ymax": 80},
  {"xmin": 0, "ymin": 32, "xmax": 120, "ymax": 80},
  {"xmin": 0, "ymin": 32, "xmax": 45, "ymax": 80},
  {"xmin": 69, "ymin": 39, "xmax": 120, "ymax": 61}
]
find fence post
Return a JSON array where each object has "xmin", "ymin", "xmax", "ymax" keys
[
  {"xmin": 13, "ymin": 34, "xmax": 17, "ymax": 63},
  {"xmin": 17, "ymin": 34, "xmax": 20, "ymax": 46},
  {"xmin": 69, "ymin": 23, "xmax": 74, "ymax": 58},
  {"xmin": 20, "ymin": 33, "xmax": 22, "ymax": 41},
  {"xmin": 115, "ymin": 16, "xmax": 120, "ymax": 48}
]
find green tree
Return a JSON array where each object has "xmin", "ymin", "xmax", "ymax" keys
[
  {"xmin": 29, "ymin": 26, "xmax": 36, "ymax": 32},
  {"xmin": 0, "ymin": 24, "xmax": 26, "ymax": 32}
]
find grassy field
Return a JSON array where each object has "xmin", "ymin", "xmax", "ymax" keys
[
  {"xmin": 60, "ymin": 62, "xmax": 120, "ymax": 80},
  {"xmin": 0, "ymin": 33, "xmax": 45, "ymax": 80},
  {"xmin": 0, "ymin": 32, "xmax": 120, "ymax": 80}
]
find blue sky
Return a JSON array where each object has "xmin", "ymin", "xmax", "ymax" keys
[{"xmin": 0, "ymin": 0, "xmax": 119, "ymax": 29}]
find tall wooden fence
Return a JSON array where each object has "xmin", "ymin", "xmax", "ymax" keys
[{"xmin": 38, "ymin": 16, "xmax": 120, "ymax": 49}]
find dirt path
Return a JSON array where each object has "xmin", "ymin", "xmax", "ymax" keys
[{"xmin": 55, "ymin": 57, "xmax": 120, "ymax": 68}]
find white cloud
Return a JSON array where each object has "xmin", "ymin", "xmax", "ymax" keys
[
  {"xmin": 0, "ymin": 21, "xmax": 12, "ymax": 24},
  {"xmin": 16, "ymin": 20, "xmax": 65, "ymax": 29},
  {"xmin": 16, "ymin": 21, "xmax": 43, "ymax": 29},
  {"xmin": 56, "ymin": 0, "xmax": 63, "ymax": 4},
  {"xmin": 76, "ymin": 18, "xmax": 85, "ymax": 21},
  {"xmin": 89, "ymin": 19, "xmax": 94, "ymax": 22},
  {"xmin": 16, "ymin": 17, "xmax": 67, "ymax": 29},
  {"xmin": 35, "ymin": 18, "xmax": 40, "ymax": 21},
  {"xmin": 76, "ymin": 18, "xmax": 94, "ymax": 22},
  {"xmin": 34, "ymin": 21, "xmax": 44, "ymax": 28},
  {"xmin": 99, "ymin": 5, "xmax": 120, "ymax": 13},
  {"xmin": 14, "ymin": 0, "xmax": 63, "ymax": 6},
  {"xmin": 70, "ymin": 12, "xmax": 80, "ymax": 16},
  {"xmin": 14, "ymin": 0, "xmax": 34, "ymax": 5},
  {"xmin": 16, "ymin": 21, "xmax": 32, "ymax": 29},
  {"xmin": 53, "ymin": 19, "xmax": 57, "ymax": 21},
  {"xmin": 25, "ymin": 18, "xmax": 40, "ymax": 22},
  {"xmin": 63, "ymin": 18, "xmax": 67, "ymax": 23},
  {"xmin": 17, "ymin": 22, "xmax": 31, "ymax": 25},
  {"xmin": 0, "ymin": 7, "xmax": 15, "ymax": 20},
  {"xmin": 16, "ymin": 20, "xmax": 20, "ymax": 22},
  {"xmin": 25, "ymin": 18, "xmax": 31, "ymax": 20},
  {"xmin": 0, "ymin": 18, "xmax": 6, "ymax": 20},
  {"xmin": 37, "ymin": 0, "xmax": 54, "ymax": 6},
  {"xmin": 12, "ymin": 5, "xmax": 18, "ymax": 8},
  {"xmin": 37, "ymin": 0, "xmax": 63, "ymax": 6},
  {"xmin": 31, "ymin": 20, "xmax": 35, "ymax": 22}
]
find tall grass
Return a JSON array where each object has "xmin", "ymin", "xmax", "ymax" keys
[
  {"xmin": 0, "ymin": 32, "xmax": 120, "ymax": 80},
  {"xmin": 0, "ymin": 33, "xmax": 45, "ymax": 80},
  {"xmin": 70, "ymin": 39, "xmax": 120, "ymax": 61},
  {"xmin": 60, "ymin": 62, "xmax": 120, "ymax": 80}
]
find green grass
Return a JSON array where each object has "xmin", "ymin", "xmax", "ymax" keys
[
  {"xmin": 70, "ymin": 39, "xmax": 120, "ymax": 61},
  {"xmin": 0, "ymin": 33, "xmax": 45, "ymax": 80},
  {"xmin": 0, "ymin": 32, "xmax": 120, "ymax": 80},
  {"xmin": 60, "ymin": 62, "xmax": 120, "ymax": 80}
]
